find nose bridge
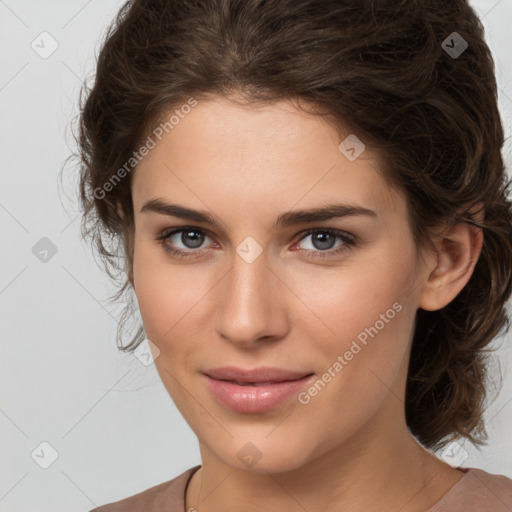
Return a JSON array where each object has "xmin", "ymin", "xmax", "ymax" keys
[{"xmin": 215, "ymin": 242, "xmax": 287, "ymax": 345}]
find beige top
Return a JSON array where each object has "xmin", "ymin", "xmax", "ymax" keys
[{"xmin": 89, "ymin": 465, "xmax": 512, "ymax": 511}]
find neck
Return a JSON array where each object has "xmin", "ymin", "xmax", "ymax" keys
[{"xmin": 185, "ymin": 402, "xmax": 465, "ymax": 512}]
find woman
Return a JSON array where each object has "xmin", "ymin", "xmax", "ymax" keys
[{"xmin": 77, "ymin": 0, "xmax": 512, "ymax": 510}]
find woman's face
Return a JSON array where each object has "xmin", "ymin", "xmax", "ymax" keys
[{"xmin": 130, "ymin": 94, "xmax": 429, "ymax": 473}]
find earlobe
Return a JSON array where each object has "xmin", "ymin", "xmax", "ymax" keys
[
  {"xmin": 116, "ymin": 201, "xmax": 125, "ymax": 221},
  {"xmin": 418, "ymin": 208, "xmax": 484, "ymax": 312}
]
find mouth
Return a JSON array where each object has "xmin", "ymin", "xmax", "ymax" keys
[{"xmin": 203, "ymin": 372, "xmax": 316, "ymax": 413}]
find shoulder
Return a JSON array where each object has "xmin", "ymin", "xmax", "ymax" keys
[
  {"xmin": 429, "ymin": 467, "xmax": 512, "ymax": 512},
  {"xmin": 88, "ymin": 465, "xmax": 201, "ymax": 512}
]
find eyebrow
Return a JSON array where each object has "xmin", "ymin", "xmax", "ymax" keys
[{"xmin": 140, "ymin": 198, "xmax": 377, "ymax": 229}]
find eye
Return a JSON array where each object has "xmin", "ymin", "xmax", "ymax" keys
[
  {"xmin": 156, "ymin": 227, "xmax": 356, "ymax": 260},
  {"xmin": 294, "ymin": 229, "xmax": 356, "ymax": 259},
  {"xmin": 156, "ymin": 227, "xmax": 215, "ymax": 258}
]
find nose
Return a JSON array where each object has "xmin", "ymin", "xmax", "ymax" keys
[{"xmin": 215, "ymin": 247, "xmax": 289, "ymax": 348}]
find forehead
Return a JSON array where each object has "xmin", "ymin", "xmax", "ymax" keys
[{"xmin": 131, "ymin": 95, "xmax": 402, "ymax": 221}]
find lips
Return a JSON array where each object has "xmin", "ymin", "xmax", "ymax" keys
[
  {"xmin": 203, "ymin": 366, "xmax": 313, "ymax": 384},
  {"xmin": 204, "ymin": 371, "xmax": 316, "ymax": 413}
]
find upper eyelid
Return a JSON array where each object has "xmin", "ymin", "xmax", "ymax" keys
[{"xmin": 161, "ymin": 226, "xmax": 216, "ymax": 243}]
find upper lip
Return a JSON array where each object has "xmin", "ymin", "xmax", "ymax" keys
[{"xmin": 204, "ymin": 366, "xmax": 313, "ymax": 383}]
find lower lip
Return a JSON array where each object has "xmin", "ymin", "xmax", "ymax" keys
[{"xmin": 204, "ymin": 374, "xmax": 315, "ymax": 413}]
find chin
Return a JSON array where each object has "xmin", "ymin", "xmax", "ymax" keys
[{"xmin": 210, "ymin": 435, "xmax": 315, "ymax": 475}]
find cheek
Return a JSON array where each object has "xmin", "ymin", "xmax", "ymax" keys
[
  {"xmin": 132, "ymin": 240, "xmax": 215, "ymax": 353},
  {"xmin": 132, "ymin": 253, "xmax": 208, "ymax": 403},
  {"xmin": 292, "ymin": 257, "xmax": 412, "ymax": 345},
  {"xmin": 290, "ymin": 249, "xmax": 416, "ymax": 398},
  {"xmin": 133, "ymin": 238, "xmax": 180, "ymax": 340}
]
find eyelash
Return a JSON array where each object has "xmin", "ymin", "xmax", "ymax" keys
[{"xmin": 156, "ymin": 226, "xmax": 356, "ymax": 260}]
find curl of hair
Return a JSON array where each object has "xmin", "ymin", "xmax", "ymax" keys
[{"xmin": 71, "ymin": 0, "xmax": 512, "ymax": 450}]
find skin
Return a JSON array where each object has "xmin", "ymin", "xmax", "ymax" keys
[{"xmin": 129, "ymin": 93, "xmax": 483, "ymax": 512}]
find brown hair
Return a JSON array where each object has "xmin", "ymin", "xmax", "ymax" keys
[{"xmin": 73, "ymin": 0, "xmax": 512, "ymax": 450}]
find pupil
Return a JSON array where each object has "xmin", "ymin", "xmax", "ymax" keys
[
  {"xmin": 313, "ymin": 232, "xmax": 335, "ymax": 250},
  {"xmin": 182, "ymin": 230, "xmax": 204, "ymax": 248}
]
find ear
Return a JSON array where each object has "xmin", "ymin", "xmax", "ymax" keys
[
  {"xmin": 418, "ymin": 204, "xmax": 484, "ymax": 312},
  {"xmin": 116, "ymin": 200, "xmax": 135, "ymax": 288},
  {"xmin": 126, "ymin": 236, "xmax": 135, "ymax": 290},
  {"xmin": 116, "ymin": 200, "xmax": 125, "ymax": 221},
  {"xmin": 127, "ymin": 262, "xmax": 135, "ymax": 289}
]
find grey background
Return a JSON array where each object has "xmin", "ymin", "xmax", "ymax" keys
[{"xmin": 0, "ymin": 0, "xmax": 511, "ymax": 510}]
